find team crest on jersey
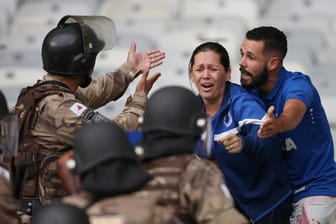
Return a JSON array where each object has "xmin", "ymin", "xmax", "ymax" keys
[
  {"xmin": 223, "ymin": 112, "xmax": 233, "ymax": 127},
  {"xmin": 70, "ymin": 103, "xmax": 87, "ymax": 116}
]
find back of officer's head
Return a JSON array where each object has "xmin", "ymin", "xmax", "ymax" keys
[
  {"xmin": 140, "ymin": 86, "xmax": 206, "ymax": 137},
  {"xmin": 42, "ymin": 23, "xmax": 92, "ymax": 76},
  {"xmin": 32, "ymin": 202, "xmax": 89, "ymax": 224},
  {"xmin": 73, "ymin": 122, "xmax": 151, "ymax": 197},
  {"xmin": 73, "ymin": 122, "xmax": 138, "ymax": 175},
  {"xmin": 41, "ymin": 16, "xmax": 104, "ymax": 81}
]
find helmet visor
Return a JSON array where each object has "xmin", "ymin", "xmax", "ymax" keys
[
  {"xmin": 0, "ymin": 114, "xmax": 19, "ymax": 157},
  {"xmin": 58, "ymin": 15, "xmax": 117, "ymax": 54}
]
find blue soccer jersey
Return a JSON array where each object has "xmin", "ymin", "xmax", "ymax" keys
[{"xmin": 253, "ymin": 67, "xmax": 336, "ymax": 202}]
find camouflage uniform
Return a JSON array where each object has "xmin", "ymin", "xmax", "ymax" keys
[
  {"xmin": 13, "ymin": 62, "xmax": 146, "ymax": 206},
  {"xmin": 63, "ymin": 191, "xmax": 174, "ymax": 224},
  {"xmin": 63, "ymin": 155, "xmax": 248, "ymax": 224},
  {"xmin": 0, "ymin": 173, "xmax": 20, "ymax": 224},
  {"xmin": 142, "ymin": 154, "xmax": 249, "ymax": 224}
]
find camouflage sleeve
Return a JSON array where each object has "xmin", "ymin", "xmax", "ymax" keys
[
  {"xmin": 180, "ymin": 158, "xmax": 249, "ymax": 224},
  {"xmin": 76, "ymin": 62, "xmax": 139, "ymax": 109},
  {"xmin": 0, "ymin": 174, "xmax": 20, "ymax": 224},
  {"xmin": 37, "ymin": 84, "xmax": 145, "ymax": 149},
  {"xmin": 41, "ymin": 96, "xmax": 86, "ymax": 147},
  {"xmin": 111, "ymin": 91, "xmax": 147, "ymax": 131},
  {"xmin": 50, "ymin": 91, "xmax": 144, "ymax": 146}
]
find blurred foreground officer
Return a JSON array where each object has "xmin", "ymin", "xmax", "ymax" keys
[
  {"xmin": 0, "ymin": 91, "xmax": 21, "ymax": 224},
  {"xmin": 11, "ymin": 15, "xmax": 164, "ymax": 211},
  {"xmin": 31, "ymin": 202, "xmax": 89, "ymax": 224},
  {"xmin": 131, "ymin": 86, "xmax": 249, "ymax": 223},
  {"xmin": 62, "ymin": 122, "xmax": 173, "ymax": 224}
]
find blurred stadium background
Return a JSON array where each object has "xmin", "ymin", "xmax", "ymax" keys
[{"xmin": 0, "ymin": 0, "xmax": 335, "ymax": 150}]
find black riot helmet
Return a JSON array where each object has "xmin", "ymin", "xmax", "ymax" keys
[
  {"xmin": 31, "ymin": 202, "xmax": 90, "ymax": 224},
  {"xmin": 140, "ymin": 86, "xmax": 208, "ymax": 136},
  {"xmin": 42, "ymin": 15, "xmax": 117, "ymax": 78},
  {"xmin": 73, "ymin": 122, "xmax": 138, "ymax": 175}
]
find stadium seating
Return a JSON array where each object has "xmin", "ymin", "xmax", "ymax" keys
[
  {"xmin": 1, "ymin": 0, "xmax": 335, "ymax": 142},
  {"xmin": 0, "ymin": 66, "xmax": 44, "ymax": 107}
]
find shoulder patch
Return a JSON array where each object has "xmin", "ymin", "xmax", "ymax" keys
[{"xmin": 70, "ymin": 103, "xmax": 87, "ymax": 116}]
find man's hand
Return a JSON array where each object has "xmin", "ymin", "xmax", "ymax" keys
[
  {"xmin": 258, "ymin": 106, "xmax": 281, "ymax": 138},
  {"xmin": 135, "ymin": 69, "xmax": 161, "ymax": 94},
  {"xmin": 127, "ymin": 41, "xmax": 165, "ymax": 74}
]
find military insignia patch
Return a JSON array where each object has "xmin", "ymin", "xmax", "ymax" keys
[{"xmin": 70, "ymin": 103, "xmax": 87, "ymax": 116}]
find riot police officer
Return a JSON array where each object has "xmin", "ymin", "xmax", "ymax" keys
[
  {"xmin": 12, "ymin": 14, "xmax": 165, "ymax": 213},
  {"xmin": 62, "ymin": 122, "xmax": 173, "ymax": 223}
]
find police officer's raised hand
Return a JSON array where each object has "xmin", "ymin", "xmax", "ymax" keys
[
  {"xmin": 135, "ymin": 69, "xmax": 161, "ymax": 95},
  {"xmin": 127, "ymin": 41, "xmax": 165, "ymax": 74}
]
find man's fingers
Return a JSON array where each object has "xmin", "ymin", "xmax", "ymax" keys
[
  {"xmin": 267, "ymin": 106, "xmax": 275, "ymax": 117},
  {"xmin": 149, "ymin": 72, "xmax": 161, "ymax": 82},
  {"xmin": 149, "ymin": 52, "xmax": 165, "ymax": 69},
  {"xmin": 130, "ymin": 41, "xmax": 136, "ymax": 53},
  {"xmin": 141, "ymin": 69, "xmax": 149, "ymax": 79},
  {"xmin": 150, "ymin": 61, "xmax": 163, "ymax": 68},
  {"xmin": 146, "ymin": 73, "xmax": 161, "ymax": 90}
]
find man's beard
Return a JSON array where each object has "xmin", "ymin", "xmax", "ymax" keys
[{"xmin": 240, "ymin": 66, "xmax": 268, "ymax": 90}]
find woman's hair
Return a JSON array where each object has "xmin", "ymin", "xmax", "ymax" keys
[{"xmin": 188, "ymin": 41, "xmax": 231, "ymax": 72}]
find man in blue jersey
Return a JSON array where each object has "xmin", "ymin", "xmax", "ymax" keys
[
  {"xmin": 240, "ymin": 26, "xmax": 336, "ymax": 224},
  {"xmin": 189, "ymin": 42, "xmax": 292, "ymax": 224}
]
